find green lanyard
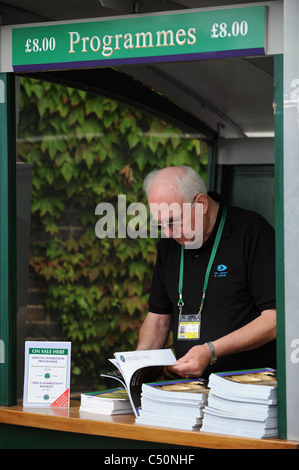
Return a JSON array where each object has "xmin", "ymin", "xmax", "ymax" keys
[{"xmin": 178, "ymin": 204, "xmax": 227, "ymax": 317}]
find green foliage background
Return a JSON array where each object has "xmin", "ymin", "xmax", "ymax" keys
[{"xmin": 17, "ymin": 77, "xmax": 208, "ymax": 388}]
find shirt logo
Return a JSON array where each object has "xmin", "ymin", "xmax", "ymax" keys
[{"xmin": 214, "ymin": 264, "xmax": 228, "ymax": 278}]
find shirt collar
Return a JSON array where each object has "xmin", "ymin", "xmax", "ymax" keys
[{"xmin": 202, "ymin": 192, "xmax": 231, "ymax": 247}]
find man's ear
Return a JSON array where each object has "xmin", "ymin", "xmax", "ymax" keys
[{"xmin": 195, "ymin": 193, "xmax": 208, "ymax": 215}]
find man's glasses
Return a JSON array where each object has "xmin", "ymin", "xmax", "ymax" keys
[{"xmin": 150, "ymin": 196, "xmax": 198, "ymax": 232}]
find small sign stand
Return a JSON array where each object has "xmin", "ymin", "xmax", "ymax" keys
[{"xmin": 23, "ymin": 341, "xmax": 71, "ymax": 407}]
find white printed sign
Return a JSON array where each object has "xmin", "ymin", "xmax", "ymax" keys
[{"xmin": 23, "ymin": 341, "xmax": 71, "ymax": 407}]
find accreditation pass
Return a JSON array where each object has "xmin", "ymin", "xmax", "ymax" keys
[{"xmin": 177, "ymin": 314, "xmax": 200, "ymax": 340}]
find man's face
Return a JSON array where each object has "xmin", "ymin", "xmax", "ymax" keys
[{"xmin": 148, "ymin": 190, "xmax": 204, "ymax": 249}]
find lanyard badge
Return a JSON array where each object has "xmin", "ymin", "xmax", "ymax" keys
[
  {"xmin": 178, "ymin": 293, "xmax": 205, "ymax": 341},
  {"xmin": 178, "ymin": 313, "xmax": 201, "ymax": 340},
  {"xmin": 177, "ymin": 204, "xmax": 227, "ymax": 341}
]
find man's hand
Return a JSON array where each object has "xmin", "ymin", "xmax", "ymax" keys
[{"xmin": 168, "ymin": 344, "xmax": 211, "ymax": 378}]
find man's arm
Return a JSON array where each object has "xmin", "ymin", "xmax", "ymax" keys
[
  {"xmin": 170, "ymin": 309, "xmax": 276, "ymax": 377},
  {"xmin": 136, "ymin": 312, "xmax": 172, "ymax": 350}
]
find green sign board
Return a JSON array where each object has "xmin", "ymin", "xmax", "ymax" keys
[{"xmin": 12, "ymin": 6, "xmax": 266, "ymax": 72}]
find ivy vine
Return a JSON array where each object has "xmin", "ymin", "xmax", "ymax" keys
[{"xmin": 17, "ymin": 77, "xmax": 208, "ymax": 388}]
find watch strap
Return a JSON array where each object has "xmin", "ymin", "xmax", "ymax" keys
[{"xmin": 206, "ymin": 341, "xmax": 217, "ymax": 365}]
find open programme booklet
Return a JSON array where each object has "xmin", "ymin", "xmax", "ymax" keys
[{"xmin": 101, "ymin": 348, "xmax": 176, "ymax": 417}]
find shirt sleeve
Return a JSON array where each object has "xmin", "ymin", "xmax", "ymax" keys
[
  {"xmin": 148, "ymin": 240, "xmax": 173, "ymax": 315},
  {"xmin": 245, "ymin": 215, "xmax": 276, "ymax": 312}
]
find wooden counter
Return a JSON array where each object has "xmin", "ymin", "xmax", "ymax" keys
[{"xmin": 0, "ymin": 401, "xmax": 298, "ymax": 449}]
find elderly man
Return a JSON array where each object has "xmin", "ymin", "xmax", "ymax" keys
[{"xmin": 137, "ymin": 166, "xmax": 276, "ymax": 379}]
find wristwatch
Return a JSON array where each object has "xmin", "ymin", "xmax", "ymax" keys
[{"xmin": 206, "ymin": 341, "xmax": 217, "ymax": 365}]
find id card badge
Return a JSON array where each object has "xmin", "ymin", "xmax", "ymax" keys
[{"xmin": 177, "ymin": 314, "xmax": 201, "ymax": 341}]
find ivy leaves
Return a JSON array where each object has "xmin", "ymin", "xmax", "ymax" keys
[{"xmin": 18, "ymin": 77, "xmax": 208, "ymax": 388}]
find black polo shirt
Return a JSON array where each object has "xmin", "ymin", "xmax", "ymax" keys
[{"xmin": 148, "ymin": 194, "xmax": 276, "ymax": 377}]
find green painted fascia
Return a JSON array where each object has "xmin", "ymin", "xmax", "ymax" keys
[
  {"xmin": 274, "ymin": 54, "xmax": 286, "ymax": 439},
  {"xmin": 0, "ymin": 73, "xmax": 17, "ymax": 406}
]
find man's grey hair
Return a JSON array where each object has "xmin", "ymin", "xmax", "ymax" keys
[{"xmin": 143, "ymin": 166, "xmax": 207, "ymax": 202}]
